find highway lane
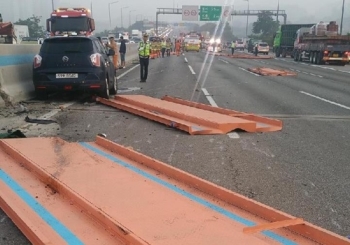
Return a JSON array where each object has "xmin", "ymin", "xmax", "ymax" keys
[
  {"xmin": 183, "ymin": 50, "xmax": 350, "ymax": 236},
  {"xmin": 231, "ymin": 55, "xmax": 350, "ymax": 108},
  {"xmin": 1, "ymin": 49, "xmax": 349, "ymax": 243}
]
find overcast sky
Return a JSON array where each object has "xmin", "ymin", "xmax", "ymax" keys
[{"xmin": 1, "ymin": 0, "xmax": 349, "ymax": 32}]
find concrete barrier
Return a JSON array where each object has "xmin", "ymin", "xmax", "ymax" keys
[
  {"xmin": 0, "ymin": 44, "xmax": 40, "ymax": 106},
  {"xmin": 0, "ymin": 43, "xmax": 139, "ymax": 107}
]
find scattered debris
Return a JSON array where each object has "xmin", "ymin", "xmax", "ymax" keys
[
  {"xmin": 0, "ymin": 130, "xmax": 26, "ymax": 139},
  {"xmin": 25, "ymin": 116, "xmax": 57, "ymax": 124}
]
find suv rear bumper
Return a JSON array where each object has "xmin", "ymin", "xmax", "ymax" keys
[{"xmin": 33, "ymin": 69, "xmax": 106, "ymax": 93}]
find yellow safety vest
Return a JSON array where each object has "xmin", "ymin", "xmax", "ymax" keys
[
  {"xmin": 161, "ymin": 41, "xmax": 166, "ymax": 48},
  {"xmin": 139, "ymin": 41, "xmax": 150, "ymax": 57}
]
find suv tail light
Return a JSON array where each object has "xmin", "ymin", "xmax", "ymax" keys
[
  {"xmin": 90, "ymin": 53, "xmax": 101, "ymax": 67},
  {"xmin": 33, "ymin": 54, "xmax": 42, "ymax": 68}
]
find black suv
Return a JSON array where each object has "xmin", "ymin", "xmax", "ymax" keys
[{"xmin": 33, "ymin": 36, "xmax": 117, "ymax": 99}]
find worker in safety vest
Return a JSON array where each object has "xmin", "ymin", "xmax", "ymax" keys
[
  {"xmin": 166, "ymin": 38, "xmax": 171, "ymax": 57},
  {"xmin": 175, "ymin": 40, "xmax": 181, "ymax": 56},
  {"xmin": 161, "ymin": 38, "xmax": 167, "ymax": 58},
  {"xmin": 138, "ymin": 33, "xmax": 151, "ymax": 82},
  {"xmin": 231, "ymin": 41, "xmax": 235, "ymax": 55},
  {"xmin": 106, "ymin": 36, "xmax": 119, "ymax": 70}
]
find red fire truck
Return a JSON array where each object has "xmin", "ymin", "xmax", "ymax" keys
[{"xmin": 46, "ymin": 8, "xmax": 95, "ymax": 36}]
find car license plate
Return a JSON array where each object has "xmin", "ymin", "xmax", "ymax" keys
[
  {"xmin": 56, "ymin": 73, "xmax": 78, "ymax": 79},
  {"xmin": 333, "ymin": 54, "xmax": 339, "ymax": 57}
]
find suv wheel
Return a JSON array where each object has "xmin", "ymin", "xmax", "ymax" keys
[
  {"xmin": 99, "ymin": 77, "xmax": 110, "ymax": 99},
  {"xmin": 109, "ymin": 75, "xmax": 118, "ymax": 95}
]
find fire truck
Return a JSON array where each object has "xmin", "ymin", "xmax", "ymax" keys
[{"xmin": 46, "ymin": 8, "xmax": 95, "ymax": 36}]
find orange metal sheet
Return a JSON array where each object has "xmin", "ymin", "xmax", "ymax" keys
[
  {"xmin": 162, "ymin": 95, "xmax": 283, "ymax": 132},
  {"xmin": 248, "ymin": 67, "xmax": 297, "ymax": 76},
  {"xmin": 226, "ymin": 53, "xmax": 273, "ymax": 59},
  {"xmin": 0, "ymin": 136, "xmax": 349, "ymax": 245},
  {"xmin": 96, "ymin": 95, "xmax": 282, "ymax": 134}
]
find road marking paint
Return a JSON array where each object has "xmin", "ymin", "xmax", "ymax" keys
[
  {"xmin": 219, "ymin": 58, "xmax": 229, "ymax": 64},
  {"xmin": 184, "ymin": 57, "xmax": 188, "ymax": 63},
  {"xmin": 202, "ymin": 88, "xmax": 240, "ymax": 139},
  {"xmin": 300, "ymin": 91, "xmax": 350, "ymax": 110},
  {"xmin": 201, "ymin": 88, "xmax": 218, "ymax": 107},
  {"xmin": 117, "ymin": 64, "xmax": 140, "ymax": 79},
  {"xmin": 238, "ymin": 67, "xmax": 260, "ymax": 76},
  {"xmin": 188, "ymin": 65, "xmax": 196, "ymax": 74},
  {"xmin": 0, "ymin": 169, "xmax": 84, "ymax": 244},
  {"xmin": 227, "ymin": 132, "xmax": 240, "ymax": 139},
  {"xmin": 80, "ymin": 143, "xmax": 296, "ymax": 245}
]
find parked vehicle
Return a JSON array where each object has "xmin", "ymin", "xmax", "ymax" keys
[
  {"xmin": 293, "ymin": 21, "xmax": 350, "ymax": 66},
  {"xmin": 32, "ymin": 36, "xmax": 117, "ymax": 99},
  {"xmin": 257, "ymin": 42, "xmax": 270, "ymax": 55},
  {"xmin": 235, "ymin": 40, "xmax": 245, "ymax": 51},
  {"xmin": 273, "ymin": 23, "xmax": 315, "ymax": 57}
]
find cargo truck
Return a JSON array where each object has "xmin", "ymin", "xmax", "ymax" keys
[
  {"xmin": 273, "ymin": 24, "xmax": 315, "ymax": 58},
  {"xmin": 293, "ymin": 21, "xmax": 350, "ymax": 66},
  {"xmin": 0, "ymin": 16, "xmax": 29, "ymax": 44},
  {"xmin": 46, "ymin": 8, "xmax": 95, "ymax": 36}
]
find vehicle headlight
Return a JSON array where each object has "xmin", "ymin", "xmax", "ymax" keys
[
  {"xmin": 216, "ymin": 39, "xmax": 221, "ymax": 43},
  {"xmin": 210, "ymin": 39, "xmax": 214, "ymax": 44}
]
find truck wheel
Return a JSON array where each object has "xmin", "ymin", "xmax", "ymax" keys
[
  {"xmin": 316, "ymin": 52, "xmax": 323, "ymax": 65},
  {"xmin": 275, "ymin": 50, "xmax": 281, "ymax": 58},
  {"xmin": 282, "ymin": 50, "xmax": 286, "ymax": 58},
  {"xmin": 293, "ymin": 52, "xmax": 298, "ymax": 61}
]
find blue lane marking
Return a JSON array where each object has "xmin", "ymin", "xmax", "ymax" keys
[
  {"xmin": 0, "ymin": 169, "xmax": 84, "ymax": 245},
  {"xmin": 0, "ymin": 54, "xmax": 36, "ymax": 66},
  {"xmin": 80, "ymin": 142, "xmax": 298, "ymax": 245}
]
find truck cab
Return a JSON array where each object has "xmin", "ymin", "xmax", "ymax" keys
[{"xmin": 46, "ymin": 8, "xmax": 95, "ymax": 37}]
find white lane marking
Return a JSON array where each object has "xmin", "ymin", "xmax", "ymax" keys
[
  {"xmin": 202, "ymin": 88, "xmax": 239, "ymax": 139},
  {"xmin": 201, "ymin": 88, "xmax": 218, "ymax": 107},
  {"xmin": 227, "ymin": 132, "xmax": 240, "ymax": 139},
  {"xmin": 219, "ymin": 58, "xmax": 229, "ymax": 64},
  {"xmin": 300, "ymin": 91, "xmax": 350, "ymax": 110},
  {"xmin": 184, "ymin": 57, "xmax": 188, "ymax": 63},
  {"xmin": 117, "ymin": 64, "xmax": 140, "ymax": 79},
  {"xmin": 188, "ymin": 65, "xmax": 196, "ymax": 74},
  {"xmin": 238, "ymin": 67, "xmax": 260, "ymax": 76}
]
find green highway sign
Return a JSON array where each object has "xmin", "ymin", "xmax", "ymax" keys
[{"xmin": 199, "ymin": 6, "xmax": 222, "ymax": 21}]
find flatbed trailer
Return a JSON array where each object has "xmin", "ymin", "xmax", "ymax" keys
[{"xmin": 293, "ymin": 34, "xmax": 350, "ymax": 65}]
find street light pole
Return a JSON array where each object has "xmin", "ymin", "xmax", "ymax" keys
[
  {"xmin": 109, "ymin": 1, "xmax": 118, "ymax": 29},
  {"xmin": 244, "ymin": 0, "xmax": 249, "ymax": 37},
  {"xmin": 121, "ymin": 6, "xmax": 129, "ymax": 29},
  {"xmin": 340, "ymin": 0, "xmax": 345, "ymax": 35},
  {"xmin": 52, "ymin": 0, "xmax": 54, "ymax": 11},
  {"xmin": 129, "ymin": 10, "xmax": 136, "ymax": 28}
]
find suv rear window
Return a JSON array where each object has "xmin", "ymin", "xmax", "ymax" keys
[
  {"xmin": 237, "ymin": 41, "xmax": 243, "ymax": 44},
  {"xmin": 41, "ymin": 38, "xmax": 93, "ymax": 54},
  {"xmin": 259, "ymin": 43, "xmax": 268, "ymax": 47}
]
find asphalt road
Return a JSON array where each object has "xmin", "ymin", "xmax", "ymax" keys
[{"xmin": 1, "ymin": 48, "xmax": 350, "ymax": 244}]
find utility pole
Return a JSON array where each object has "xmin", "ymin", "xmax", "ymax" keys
[
  {"xmin": 243, "ymin": 0, "xmax": 249, "ymax": 37},
  {"xmin": 52, "ymin": 0, "xmax": 54, "ymax": 11},
  {"xmin": 109, "ymin": 1, "xmax": 118, "ymax": 29},
  {"xmin": 340, "ymin": 0, "xmax": 345, "ymax": 35}
]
